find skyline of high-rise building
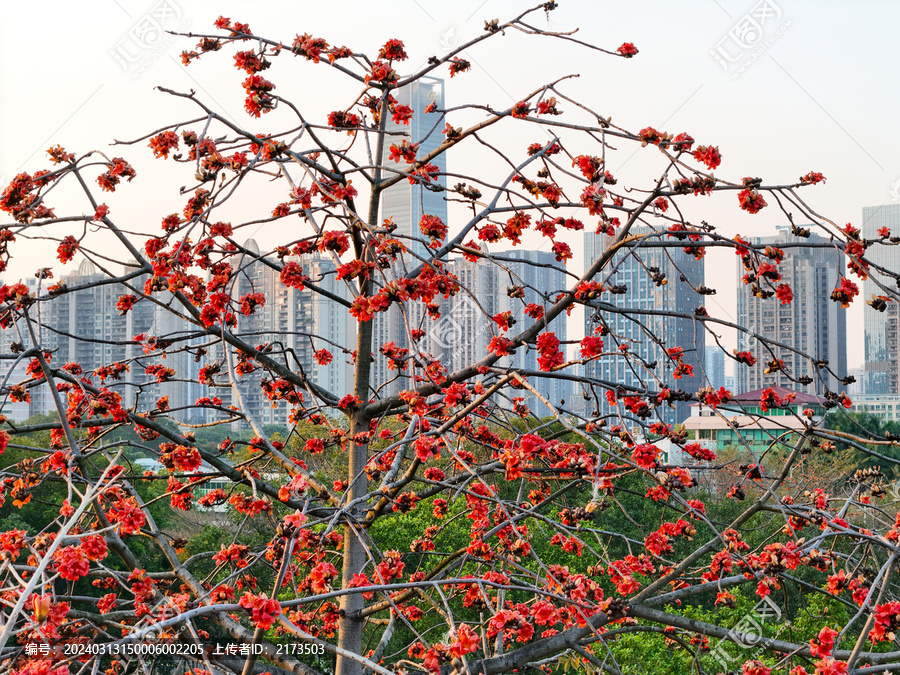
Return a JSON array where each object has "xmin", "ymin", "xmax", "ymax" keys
[
  {"xmin": 0, "ymin": 246, "xmax": 355, "ymax": 427},
  {"xmin": 435, "ymin": 257, "xmax": 499, "ymax": 377},
  {"xmin": 0, "ymin": 260, "xmax": 158, "ymax": 420},
  {"xmin": 705, "ymin": 349, "xmax": 726, "ymax": 391},
  {"xmin": 496, "ymin": 249, "xmax": 571, "ymax": 415},
  {"xmin": 583, "ymin": 227, "xmax": 705, "ymax": 425},
  {"xmin": 861, "ymin": 204, "xmax": 900, "ymax": 396},
  {"xmin": 421, "ymin": 249, "xmax": 571, "ymax": 417},
  {"xmin": 735, "ymin": 227, "xmax": 847, "ymax": 397},
  {"xmin": 379, "ymin": 76, "xmax": 447, "ymax": 261},
  {"xmin": 371, "ymin": 77, "xmax": 448, "ymax": 398},
  {"xmin": 214, "ymin": 240, "xmax": 356, "ymax": 428}
]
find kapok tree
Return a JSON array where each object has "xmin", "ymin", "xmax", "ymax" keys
[{"xmin": 2, "ymin": 4, "xmax": 900, "ymax": 675}]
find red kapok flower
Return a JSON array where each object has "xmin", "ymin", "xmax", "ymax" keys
[
  {"xmin": 775, "ymin": 283, "xmax": 793, "ymax": 305},
  {"xmin": 692, "ymin": 145, "xmax": 722, "ymax": 170},
  {"xmin": 738, "ymin": 188, "xmax": 767, "ymax": 214},
  {"xmin": 57, "ymin": 235, "xmax": 79, "ymax": 263},
  {"xmin": 54, "ymin": 545, "xmax": 90, "ymax": 581}
]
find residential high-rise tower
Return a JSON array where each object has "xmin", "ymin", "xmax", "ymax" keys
[
  {"xmin": 861, "ymin": 204, "xmax": 900, "ymax": 395},
  {"xmin": 583, "ymin": 228, "xmax": 705, "ymax": 424},
  {"xmin": 372, "ymin": 77, "xmax": 448, "ymax": 398},
  {"xmin": 735, "ymin": 228, "xmax": 846, "ymax": 396}
]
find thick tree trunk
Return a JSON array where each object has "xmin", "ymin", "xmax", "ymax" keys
[
  {"xmin": 335, "ymin": 315, "xmax": 373, "ymax": 675},
  {"xmin": 334, "ymin": 439, "xmax": 368, "ymax": 675},
  {"xmin": 336, "ymin": 95, "xmax": 385, "ymax": 675}
]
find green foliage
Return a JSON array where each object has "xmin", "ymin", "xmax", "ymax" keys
[
  {"xmin": 606, "ymin": 587, "xmax": 856, "ymax": 675},
  {"xmin": 824, "ymin": 411, "xmax": 900, "ymax": 475}
]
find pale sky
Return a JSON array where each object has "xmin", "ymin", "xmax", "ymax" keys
[{"xmin": 2, "ymin": 0, "xmax": 898, "ymax": 372}]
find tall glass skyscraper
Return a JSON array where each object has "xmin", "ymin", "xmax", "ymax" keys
[
  {"xmin": 380, "ymin": 77, "xmax": 447, "ymax": 261},
  {"xmin": 497, "ymin": 249, "xmax": 570, "ymax": 416},
  {"xmin": 735, "ymin": 228, "xmax": 846, "ymax": 397},
  {"xmin": 583, "ymin": 227, "xmax": 705, "ymax": 425},
  {"xmin": 372, "ymin": 77, "xmax": 448, "ymax": 397},
  {"xmin": 705, "ymin": 349, "xmax": 726, "ymax": 390},
  {"xmin": 862, "ymin": 204, "xmax": 900, "ymax": 395},
  {"xmin": 220, "ymin": 240, "xmax": 355, "ymax": 426}
]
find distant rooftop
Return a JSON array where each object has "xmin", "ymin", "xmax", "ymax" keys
[
  {"xmin": 76, "ymin": 258, "xmax": 98, "ymax": 277},
  {"xmin": 682, "ymin": 414, "xmax": 807, "ymax": 432},
  {"xmin": 690, "ymin": 385, "xmax": 825, "ymax": 409},
  {"xmin": 731, "ymin": 385, "xmax": 824, "ymax": 406}
]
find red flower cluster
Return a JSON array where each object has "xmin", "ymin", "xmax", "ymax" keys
[
  {"xmin": 389, "ymin": 140, "xmax": 419, "ymax": 164},
  {"xmin": 448, "ymin": 58, "xmax": 471, "ymax": 78},
  {"xmin": 159, "ymin": 443, "xmax": 202, "ymax": 472},
  {"xmin": 733, "ymin": 349, "xmax": 757, "ymax": 366},
  {"xmin": 280, "ymin": 261, "xmax": 307, "ymax": 289},
  {"xmin": 97, "ymin": 593, "xmax": 117, "ymax": 614},
  {"xmin": 367, "ymin": 60, "xmax": 398, "ymax": 84},
  {"xmin": 742, "ymin": 660, "xmax": 771, "ymax": 675},
  {"xmin": 239, "ymin": 592, "xmax": 281, "ymax": 629},
  {"xmin": 391, "ymin": 104, "xmax": 413, "ymax": 125},
  {"xmin": 510, "ymin": 101, "xmax": 531, "ymax": 119},
  {"xmin": 504, "ymin": 212, "xmax": 530, "ymax": 245},
  {"xmin": 183, "ymin": 188, "xmax": 210, "ymax": 219},
  {"xmin": 638, "ymin": 126, "xmax": 662, "ymax": 146},
  {"xmin": 419, "ymin": 214, "xmax": 448, "ymax": 247},
  {"xmin": 291, "ymin": 32, "xmax": 330, "ymax": 63},
  {"xmin": 242, "ymin": 74, "xmax": 276, "ymax": 117},
  {"xmin": 696, "ymin": 385, "xmax": 733, "ymax": 409},
  {"xmin": 631, "ymin": 444, "xmax": 661, "ymax": 470},
  {"xmin": 580, "ymin": 336, "xmax": 605, "ymax": 359},
  {"xmin": 81, "ymin": 535, "xmax": 108, "ymax": 561},
  {"xmin": 318, "ymin": 230, "xmax": 350, "ymax": 256},
  {"xmin": 116, "ymin": 294, "xmax": 137, "ymax": 315},
  {"xmin": 378, "ymin": 38, "xmax": 408, "ymax": 62},
  {"xmin": 338, "ymin": 394, "xmax": 362, "ymax": 410},
  {"xmin": 759, "ymin": 387, "xmax": 794, "ymax": 413},
  {"xmin": 572, "ymin": 155, "xmax": 602, "ymax": 180},
  {"xmin": 213, "ymin": 543, "xmax": 250, "ymax": 568},
  {"xmin": 107, "ymin": 498, "xmax": 146, "ymax": 535},
  {"xmin": 869, "ymin": 601, "xmax": 900, "ymax": 641},
  {"xmin": 47, "ymin": 144, "xmax": 75, "ymax": 164},
  {"xmin": 349, "ymin": 293, "xmax": 391, "ymax": 322},
  {"xmin": 776, "ymin": 283, "xmax": 793, "ymax": 305},
  {"xmin": 800, "ymin": 171, "xmax": 826, "ymax": 185},
  {"xmin": 551, "ymin": 241, "xmax": 572, "ymax": 263},
  {"xmin": 148, "ymin": 131, "xmax": 180, "ymax": 159},
  {"xmin": 97, "ymin": 157, "xmax": 136, "ymax": 192},
  {"xmin": 536, "ymin": 332, "xmax": 564, "ymax": 371},
  {"xmin": 229, "ymin": 493, "xmax": 272, "ymax": 517},
  {"xmin": 738, "ymin": 188, "xmax": 767, "ymax": 214},
  {"xmin": 240, "ymin": 292, "xmax": 266, "ymax": 315},
  {"xmin": 54, "ymin": 545, "xmax": 90, "ymax": 581},
  {"xmin": 0, "ymin": 528, "xmax": 27, "ymax": 559},
  {"xmin": 682, "ymin": 442, "xmax": 716, "ymax": 461},
  {"xmin": 692, "ymin": 144, "xmax": 722, "ymax": 170},
  {"xmin": 56, "ymin": 235, "xmax": 79, "ymax": 263},
  {"xmin": 830, "ymin": 277, "xmax": 859, "ymax": 308}
]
